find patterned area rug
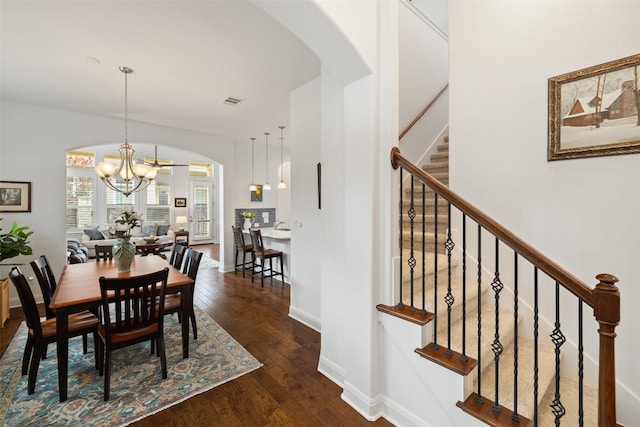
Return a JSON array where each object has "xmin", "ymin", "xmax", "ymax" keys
[{"xmin": 0, "ymin": 307, "xmax": 261, "ymax": 426}]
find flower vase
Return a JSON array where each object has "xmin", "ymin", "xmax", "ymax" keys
[
  {"xmin": 113, "ymin": 236, "xmax": 135, "ymax": 273},
  {"xmin": 243, "ymin": 218, "xmax": 252, "ymax": 230}
]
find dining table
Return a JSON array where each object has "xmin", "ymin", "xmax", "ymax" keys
[{"xmin": 50, "ymin": 255, "xmax": 194, "ymax": 402}]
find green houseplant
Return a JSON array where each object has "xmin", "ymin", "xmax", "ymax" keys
[{"xmin": 0, "ymin": 219, "xmax": 33, "ymax": 266}]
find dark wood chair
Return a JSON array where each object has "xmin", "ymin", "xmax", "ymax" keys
[
  {"xmin": 94, "ymin": 245, "xmax": 113, "ymax": 261},
  {"xmin": 9, "ymin": 267, "xmax": 99, "ymax": 395},
  {"xmin": 168, "ymin": 243, "xmax": 186, "ymax": 270},
  {"xmin": 249, "ymin": 229, "xmax": 284, "ymax": 287},
  {"xmin": 163, "ymin": 248, "xmax": 203, "ymax": 340},
  {"xmin": 97, "ymin": 268, "xmax": 169, "ymax": 401},
  {"xmin": 30, "ymin": 254, "xmax": 90, "ymax": 354},
  {"xmin": 232, "ymin": 226, "xmax": 254, "ymax": 277}
]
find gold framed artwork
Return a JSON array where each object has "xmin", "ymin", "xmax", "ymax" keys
[
  {"xmin": 548, "ymin": 53, "xmax": 640, "ymax": 161},
  {"xmin": 0, "ymin": 181, "xmax": 31, "ymax": 212}
]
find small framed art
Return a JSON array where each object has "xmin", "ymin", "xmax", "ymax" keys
[{"xmin": 0, "ymin": 181, "xmax": 31, "ymax": 213}]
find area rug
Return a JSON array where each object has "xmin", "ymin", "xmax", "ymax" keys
[
  {"xmin": 199, "ymin": 257, "xmax": 219, "ymax": 269},
  {"xmin": 0, "ymin": 307, "xmax": 261, "ymax": 426}
]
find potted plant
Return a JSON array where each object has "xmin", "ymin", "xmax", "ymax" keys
[
  {"xmin": 0, "ymin": 218, "xmax": 32, "ymax": 327},
  {"xmin": 0, "ymin": 218, "xmax": 33, "ymax": 266}
]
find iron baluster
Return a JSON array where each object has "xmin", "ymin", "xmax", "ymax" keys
[
  {"xmin": 475, "ymin": 224, "xmax": 483, "ymax": 404},
  {"xmin": 534, "ymin": 268, "xmax": 539, "ymax": 427},
  {"xmin": 407, "ymin": 176, "xmax": 416, "ymax": 311},
  {"xmin": 512, "ymin": 253, "xmax": 520, "ymax": 422},
  {"xmin": 551, "ymin": 281, "xmax": 566, "ymax": 425},
  {"xmin": 445, "ymin": 203, "xmax": 455, "ymax": 355},
  {"xmin": 432, "ymin": 192, "xmax": 439, "ymax": 350},
  {"xmin": 578, "ymin": 300, "xmax": 584, "ymax": 427},
  {"xmin": 398, "ymin": 168, "xmax": 403, "ymax": 309},
  {"xmin": 491, "ymin": 237, "xmax": 504, "ymax": 414},
  {"xmin": 421, "ymin": 183, "xmax": 426, "ymax": 315},
  {"xmin": 461, "ymin": 214, "xmax": 468, "ymax": 362}
]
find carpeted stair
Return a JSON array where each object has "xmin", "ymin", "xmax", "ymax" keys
[{"xmin": 401, "ymin": 136, "xmax": 597, "ymax": 425}]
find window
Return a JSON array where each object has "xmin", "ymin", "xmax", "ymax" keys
[
  {"xmin": 106, "ymin": 181, "xmax": 136, "ymax": 221},
  {"xmin": 146, "ymin": 180, "xmax": 171, "ymax": 222},
  {"xmin": 189, "ymin": 162, "xmax": 212, "ymax": 177},
  {"xmin": 66, "ymin": 151, "xmax": 95, "ymax": 229},
  {"xmin": 66, "ymin": 176, "xmax": 94, "ymax": 228}
]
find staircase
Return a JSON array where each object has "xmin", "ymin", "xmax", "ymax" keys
[{"xmin": 399, "ymin": 136, "xmax": 598, "ymax": 426}]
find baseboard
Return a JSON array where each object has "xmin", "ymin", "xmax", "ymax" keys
[
  {"xmin": 341, "ymin": 381, "xmax": 385, "ymax": 421},
  {"xmin": 317, "ymin": 355, "xmax": 345, "ymax": 387},
  {"xmin": 288, "ymin": 305, "xmax": 320, "ymax": 332}
]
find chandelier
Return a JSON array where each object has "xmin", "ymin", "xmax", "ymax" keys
[{"xmin": 94, "ymin": 66, "xmax": 157, "ymax": 197}]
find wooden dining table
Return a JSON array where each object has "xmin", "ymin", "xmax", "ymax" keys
[{"xmin": 50, "ymin": 255, "xmax": 194, "ymax": 402}]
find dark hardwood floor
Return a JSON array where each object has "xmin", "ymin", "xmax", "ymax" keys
[{"xmin": 1, "ymin": 244, "xmax": 394, "ymax": 426}]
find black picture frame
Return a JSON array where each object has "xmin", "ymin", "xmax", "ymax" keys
[
  {"xmin": 174, "ymin": 197, "xmax": 187, "ymax": 207},
  {"xmin": 0, "ymin": 181, "xmax": 32, "ymax": 212}
]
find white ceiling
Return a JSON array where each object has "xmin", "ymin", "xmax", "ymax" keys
[{"xmin": 0, "ymin": 1, "xmax": 321, "ymax": 145}]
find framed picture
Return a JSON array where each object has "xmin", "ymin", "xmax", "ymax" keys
[
  {"xmin": 548, "ymin": 53, "xmax": 640, "ymax": 161},
  {"xmin": 250, "ymin": 184, "xmax": 262, "ymax": 202},
  {"xmin": 0, "ymin": 181, "xmax": 31, "ymax": 212},
  {"xmin": 174, "ymin": 197, "xmax": 187, "ymax": 208}
]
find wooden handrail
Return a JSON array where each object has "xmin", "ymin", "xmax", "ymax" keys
[
  {"xmin": 399, "ymin": 84, "xmax": 449, "ymax": 140},
  {"xmin": 391, "ymin": 146, "xmax": 595, "ymax": 306}
]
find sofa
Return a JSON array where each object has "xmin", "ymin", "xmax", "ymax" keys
[{"xmin": 78, "ymin": 222, "xmax": 175, "ymax": 259}]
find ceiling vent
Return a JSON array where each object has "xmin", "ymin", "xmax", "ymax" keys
[{"xmin": 223, "ymin": 97, "xmax": 243, "ymax": 106}]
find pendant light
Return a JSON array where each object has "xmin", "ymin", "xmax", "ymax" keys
[
  {"xmin": 263, "ymin": 132, "xmax": 272, "ymax": 190},
  {"xmin": 249, "ymin": 138, "xmax": 257, "ymax": 192},
  {"xmin": 278, "ymin": 126, "xmax": 287, "ymax": 189},
  {"xmin": 94, "ymin": 66, "xmax": 157, "ymax": 196}
]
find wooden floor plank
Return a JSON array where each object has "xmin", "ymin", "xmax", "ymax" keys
[{"xmin": 1, "ymin": 245, "xmax": 393, "ymax": 426}]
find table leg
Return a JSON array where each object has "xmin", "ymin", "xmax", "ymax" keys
[
  {"xmin": 181, "ymin": 283, "xmax": 191, "ymax": 358},
  {"xmin": 56, "ymin": 307, "xmax": 69, "ymax": 402}
]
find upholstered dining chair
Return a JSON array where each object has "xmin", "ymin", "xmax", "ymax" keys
[
  {"xmin": 97, "ymin": 268, "xmax": 169, "ymax": 401},
  {"xmin": 163, "ymin": 248, "xmax": 203, "ymax": 340},
  {"xmin": 30, "ymin": 255, "xmax": 90, "ymax": 354},
  {"xmin": 9, "ymin": 267, "xmax": 100, "ymax": 395},
  {"xmin": 168, "ymin": 243, "xmax": 186, "ymax": 270},
  {"xmin": 94, "ymin": 245, "xmax": 113, "ymax": 261},
  {"xmin": 249, "ymin": 229, "xmax": 284, "ymax": 288},
  {"xmin": 232, "ymin": 226, "xmax": 254, "ymax": 277}
]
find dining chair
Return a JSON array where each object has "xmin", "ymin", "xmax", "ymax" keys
[
  {"xmin": 30, "ymin": 255, "xmax": 91, "ymax": 354},
  {"xmin": 97, "ymin": 267, "xmax": 169, "ymax": 401},
  {"xmin": 249, "ymin": 229, "xmax": 284, "ymax": 287},
  {"xmin": 163, "ymin": 248, "xmax": 202, "ymax": 339},
  {"xmin": 94, "ymin": 245, "xmax": 114, "ymax": 261},
  {"xmin": 9, "ymin": 267, "xmax": 100, "ymax": 395},
  {"xmin": 168, "ymin": 243, "xmax": 186, "ymax": 270},
  {"xmin": 232, "ymin": 226, "xmax": 254, "ymax": 277}
]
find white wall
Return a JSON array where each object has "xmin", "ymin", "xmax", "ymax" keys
[
  {"xmin": 450, "ymin": 1, "xmax": 640, "ymax": 422},
  {"xmin": 288, "ymin": 77, "xmax": 322, "ymax": 331}
]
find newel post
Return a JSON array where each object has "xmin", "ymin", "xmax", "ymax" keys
[{"xmin": 593, "ymin": 273, "xmax": 620, "ymax": 427}]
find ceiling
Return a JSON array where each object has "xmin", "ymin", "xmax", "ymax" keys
[{"xmin": 0, "ymin": 1, "xmax": 321, "ymax": 146}]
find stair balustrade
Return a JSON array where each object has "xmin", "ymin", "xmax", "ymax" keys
[{"xmin": 379, "ymin": 147, "xmax": 620, "ymax": 426}]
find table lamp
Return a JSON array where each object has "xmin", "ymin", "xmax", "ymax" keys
[{"xmin": 176, "ymin": 216, "xmax": 187, "ymax": 231}]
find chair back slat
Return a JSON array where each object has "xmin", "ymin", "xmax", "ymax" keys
[
  {"xmin": 232, "ymin": 226, "xmax": 247, "ymax": 248},
  {"xmin": 249, "ymin": 229, "xmax": 265, "ymax": 253},
  {"xmin": 182, "ymin": 248, "xmax": 203, "ymax": 281},
  {"xmin": 95, "ymin": 245, "xmax": 114, "ymax": 261},
  {"xmin": 169, "ymin": 244, "xmax": 186, "ymax": 269},
  {"xmin": 9, "ymin": 267, "xmax": 44, "ymax": 337},
  {"xmin": 30, "ymin": 255, "xmax": 57, "ymax": 319},
  {"xmin": 99, "ymin": 268, "xmax": 169, "ymax": 337}
]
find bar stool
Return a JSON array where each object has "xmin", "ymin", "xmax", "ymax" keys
[
  {"xmin": 249, "ymin": 228, "xmax": 284, "ymax": 287},
  {"xmin": 232, "ymin": 226, "xmax": 254, "ymax": 277}
]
